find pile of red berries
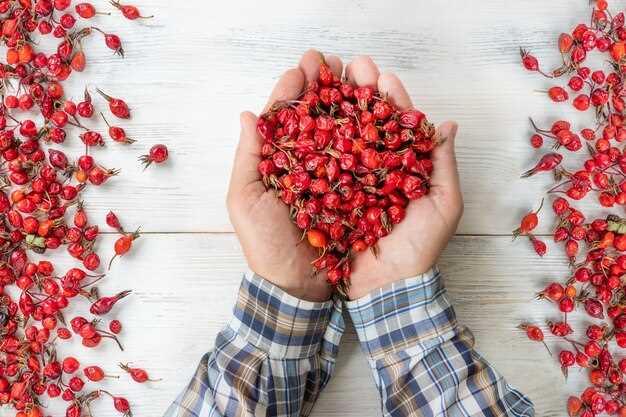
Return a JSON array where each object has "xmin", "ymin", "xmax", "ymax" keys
[
  {"xmin": 518, "ymin": 1, "xmax": 626, "ymax": 415},
  {"xmin": 256, "ymin": 62, "xmax": 437, "ymax": 289},
  {"xmin": 0, "ymin": 1, "xmax": 168, "ymax": 417}
]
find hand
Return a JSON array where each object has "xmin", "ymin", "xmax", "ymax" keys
[
  {"xmin": 226, "ymin": 50, "xmax": 344, "ymax": 302},
  {"xmin": 346, "ymin": 56, "xmax": 463, "ymax": 300}
]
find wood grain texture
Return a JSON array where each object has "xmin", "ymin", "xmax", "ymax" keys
[
  {"xmin": 51, "ymin": 0, "xmax": 610, "ymax": 234},
  {"xmin": 5, "ymin": 0, "xmax": 610, "ymax": 416},
  {"xmin": 31, "ymin": 234, "xmax": 583, "ymax": 417}
]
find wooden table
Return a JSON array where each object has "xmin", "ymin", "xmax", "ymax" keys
[{"xmin": 35, "ymin": 1, "xmax": 601, "ymax": 416}]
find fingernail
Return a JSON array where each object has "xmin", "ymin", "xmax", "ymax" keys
[
  {"xmin": 240, "ymin": 111, "xmax": 255, "ymax": 131},
  {"xmin": 439, "ymin": 122, "xmax": 458, "ymax": 140},
  {"xmin": 449, "ymin": 123, "xmax": 458, "ymax": 139}
]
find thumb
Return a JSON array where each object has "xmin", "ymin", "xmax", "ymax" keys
[
  {"xmin": 430, "ymin": 121, "xmax": 460, "ymax": 191},
  {"xmin": 227, "ymin": 111, "xmax": 264, "ymax": 205}
]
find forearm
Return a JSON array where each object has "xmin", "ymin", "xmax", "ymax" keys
[
  {"xmin": 164, "ymin": 272, "xmax": 344, "ymax": 417},
  {"xmin": 346, "ymin": 267, "xmax": 534, "ymax": 417}
]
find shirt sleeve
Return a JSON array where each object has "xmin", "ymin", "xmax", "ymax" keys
[
  {"xmin": 345, "ymin": 267, "xmax": 534, "ymax": 417},
  {"xmin": 164, "ymin": 272, "xmax": 344, "ymax": 417}
]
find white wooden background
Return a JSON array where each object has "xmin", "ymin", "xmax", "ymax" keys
[{"xmin": 5, "ymin": 0, "xmax": 616, "ymax": 416}]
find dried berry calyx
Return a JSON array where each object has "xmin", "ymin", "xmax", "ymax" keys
[
  {"xmin": 606, "ymin": 215, "xmax": 626, "ymax": 234},
  {"xmin": 257, "ymin": 61, "xmax": 438, "ymax": 291}
]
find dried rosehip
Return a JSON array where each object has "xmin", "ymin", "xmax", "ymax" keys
[
  {"xmin": 255, "ymin": 61, "xmax": 438, "ymax": 288},
  {"xmin": 111, "ymin": 1, "xmax": 154, "ymax": 20},
  {"xmin": 139, "ymin": 144, "xmax": 169, "ymax": 169},
  {"xmin": 515, "ymin": 4, "xmax": 626, "ymax": 413}
]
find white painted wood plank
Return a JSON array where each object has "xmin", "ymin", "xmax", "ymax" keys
[
  {"xmin": 36, "ymin": 0, "xmax": 607, "ymax": 234},
  {"xmin": 26, "ymin": 233, "xmax": 582, "ymax": 417},
  {"xmin": 3, "ymin": 1, "xmax": 610, "ymax": 416}
]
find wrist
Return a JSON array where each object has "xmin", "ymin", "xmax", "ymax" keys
[
  {"xmin": 248, "ymin": 264, "xmax": 331, "ymax": 302},
  {"xmin": 278, "ymin": 280, "xmax": 330, "ymax": 302},
  {"xmin": 348, "ymin": 251, "xmax": 435, "ymax": 300}
]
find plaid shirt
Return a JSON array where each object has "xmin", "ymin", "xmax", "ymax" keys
[{"xmin": 164, "ymin": 268, "xmax": 534, "ymax": 417}]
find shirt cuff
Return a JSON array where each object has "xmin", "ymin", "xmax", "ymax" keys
[
  {"xmin": 345, "ymin": 266, "xmax": 457, "ymax": 361},
  {"xmin": 228, "ymin": 271, "xmax": 334, "ymax": 360}
]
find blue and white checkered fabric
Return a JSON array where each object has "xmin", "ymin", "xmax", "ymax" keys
[
  {"xmin": 345, "ymin": 267, "xmax": 534, "ymax": 417},
  {"xmin": 164, "ymin": 269, "xmax": 533, "ymax": 417}
]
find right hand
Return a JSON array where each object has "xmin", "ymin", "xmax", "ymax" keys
[{"xmin": 226, "ymin": 50, "xmax": 344, "ymax": 302}]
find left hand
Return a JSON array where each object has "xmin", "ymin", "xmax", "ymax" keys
[{"xmin": 345, "ymin": 56, "xmax": 464, "ymax": 300}]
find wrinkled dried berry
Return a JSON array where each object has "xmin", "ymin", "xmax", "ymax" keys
[{"xmin": 257, "ymin": 62, "xmax": 437, "ymax": 289}]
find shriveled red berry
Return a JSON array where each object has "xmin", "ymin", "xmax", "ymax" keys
[
  {"xmin": 109, "ymin": 319, "xmax": 122, "ymax": 334},
  {"xmin": 139, "ymin": 144, "xmax": 169, "ymax": 169},
  {"xmin": 111, "ymin": 1, "xmax": 154, "ymax": 20},
  {"xmin": 548, "ymin": 86, "xmax": 569, "ymax": 102}
]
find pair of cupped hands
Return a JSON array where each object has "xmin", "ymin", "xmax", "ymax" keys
[{"xmin": 227, "ymin": 50, "xmax": 463, "ymax": 302}]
